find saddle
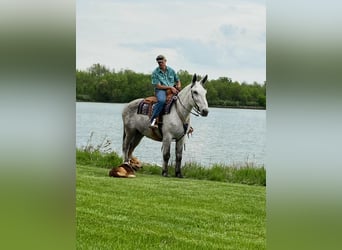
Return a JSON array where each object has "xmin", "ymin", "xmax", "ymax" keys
[{"xmin": 137, "ymin": 89, "xmax": 177, "ymax": 118}]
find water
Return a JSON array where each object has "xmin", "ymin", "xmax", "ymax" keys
[{"xmin": 76, "ymin": 102, "xmax": 265, "ymax": 166}]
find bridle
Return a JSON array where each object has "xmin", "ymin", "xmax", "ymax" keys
[
  {"xmin": 173, "ymin": 82, "xmax": 207, "ymax": 141},
  {"xmin": 176, "ymin": 89, "xmax": 202, "ymax": 117},
  {"xmin": 174, "ymin": 89, "xmax": 201, "ymax": 141}
]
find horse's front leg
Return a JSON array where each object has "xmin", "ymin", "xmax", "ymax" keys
[
  {"xmin": 162, "ymin": 138, "xmax": 172, "ymax": 177},
  {"xmin": 175, "ymin": 138, "xmax": 184, "ymax": 178}
]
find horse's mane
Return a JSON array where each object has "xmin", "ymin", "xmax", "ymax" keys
[{"xmin": 178, "ymin": 83, "xmax": 192, "ymax": 97}]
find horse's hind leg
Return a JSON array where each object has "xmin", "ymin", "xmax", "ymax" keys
[
  {"xmin": 161, "ymin": 137, "xmax": 172, "ymax": 177},
  {"xmin": 123, "ymin": 128, "xmax": 144, "ymax": 164},
  {"xmin": 175, "ymin": 139, "xmax": 184, "ymax": 178},
  {"xmin": 127, "ymin": 132, "xmax": 143, "ymax": 160},
  {"xmin": 122, "ymin": 128, "xmax": 135, "ymax": 164}
]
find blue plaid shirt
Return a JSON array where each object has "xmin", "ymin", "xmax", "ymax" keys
[{"xmin": 151, "ymin": 66, "xmax": 179, "ymax": 88}]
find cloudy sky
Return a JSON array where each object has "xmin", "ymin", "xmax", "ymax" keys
[{"xmin": 77, "ymin": 0, "xmax": 265, "ymax": 83}]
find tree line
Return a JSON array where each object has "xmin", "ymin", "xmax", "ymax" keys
[{"xmin": 76, "ymin": 63, "xmax": 266, "ymax": 109}]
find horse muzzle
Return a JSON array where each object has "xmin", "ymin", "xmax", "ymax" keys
[{"xmin": 201, "ymin": 109, "xmax": 209, "ymax": 117}]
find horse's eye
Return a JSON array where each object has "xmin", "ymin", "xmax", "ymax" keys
[{"xmin": 193, "ymin": 91, "xmax": 198, "ymax": 95}]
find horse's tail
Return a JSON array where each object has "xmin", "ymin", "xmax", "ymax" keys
[{"xmin": 122, "ymin": 128, "xmax": 126, "ymax": 152}]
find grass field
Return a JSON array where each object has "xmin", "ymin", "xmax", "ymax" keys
[
  {"xmin": 76, "ymin": 149, "xmax": 266, "ymax": 186},
  {"xmin": 77, "ymin": 165, "xmax": 265, "ymax": 249}
]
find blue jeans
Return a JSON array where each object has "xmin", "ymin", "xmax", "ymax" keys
[{"xmin": 151, "ymin": 89, "xmax": 166, "ymax": 122}]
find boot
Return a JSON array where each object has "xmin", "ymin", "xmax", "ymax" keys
[{"xmin": 149, "ymin": 118, "xmax": 158, "ymax": 129}]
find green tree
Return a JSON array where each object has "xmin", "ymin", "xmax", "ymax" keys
[
  {"xmin": 88, "ymin": 63, "xmax": 110, "ymax": 77},
  {"xmin": 76, "ymin": 65, "xmax": 266, "ymax": 109}
]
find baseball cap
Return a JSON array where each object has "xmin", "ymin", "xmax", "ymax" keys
[{"xmin": 156, "ymin": 55, "xmax": 166, "ymax": 61}]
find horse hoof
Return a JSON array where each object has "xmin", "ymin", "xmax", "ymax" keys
[
  {"xmin": 162, "ymin": 171, "xmax": 169, "ymax": 177},
  {"xmin": 176, "ymin": 173, "xmax": 184, "ymax": 178}
]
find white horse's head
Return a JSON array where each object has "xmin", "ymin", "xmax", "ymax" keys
[{"xmin": 190, "ymin": 74, "xmax": 209, "ymax": 117}]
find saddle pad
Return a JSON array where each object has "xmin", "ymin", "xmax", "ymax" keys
[{"xmin": 137, "ymin": 96, "xmax": 177, "ymax": 117}]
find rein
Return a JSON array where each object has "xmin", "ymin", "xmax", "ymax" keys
[
  {"xmin": 176, "ymin": 90, "xmax": 201, "ymax": 117},
  {"xmin": 173, "ymin": 88, "xmax": 200, "ymax": 141}
]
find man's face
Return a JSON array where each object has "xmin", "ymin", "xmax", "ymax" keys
[{"xmin": 157, "ymin": 59, "xmax": 166, "ymax": 68}]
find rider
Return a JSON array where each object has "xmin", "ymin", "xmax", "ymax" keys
[{"xmin": 150, "ymin": 55, "xmax": 181, "ymax": 128}]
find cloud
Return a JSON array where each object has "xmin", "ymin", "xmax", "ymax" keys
[
  {"xmin": 220, "ymin": 24, "xmax": 246, "ymax": 37},
  {"xmin": 121, "ymin": 29, "xmax": 265, "ymax": 69},
  {"xmin": 77, "ymin": 0, "xmax": 265, "ymax": 83}
]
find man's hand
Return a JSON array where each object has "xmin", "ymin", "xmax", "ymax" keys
[
  {"xmin": 174, "ymin": 84, "xmax": 181, "ymax": 92},
  {"xmin": 170, "ymin": 86, "xmax": 179, "ymax": 94}
]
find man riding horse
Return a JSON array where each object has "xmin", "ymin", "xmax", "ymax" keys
[{"xmin": 150, "ymin": 55, "xmax": 181, "ymax": 128}]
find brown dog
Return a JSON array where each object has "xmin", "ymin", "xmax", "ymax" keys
[
  {"xmin": 109, "ymin": 157, "xmax": 142, "ymax": 178},
  {"xmin": 129, "ymin": 157, "xmax": 142, "ymax": 170}
]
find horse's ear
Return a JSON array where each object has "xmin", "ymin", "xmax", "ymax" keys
[
  {"xmin": 191, "ymin": 73, "xmax": 197, "ymax": 88},
  {"xmin": 201, "ymin": 75, "xmax": 208, "ymax": 85}
]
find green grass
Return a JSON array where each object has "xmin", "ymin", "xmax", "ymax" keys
[
  {"xmin": 76, "ymin": 149, "xmax": 123, "ymax": 168},
  {"xmin": 76, "ymin": 149, "xmax": 266, "ymax": 186},
  {"xmin": 77, "ymin": 165, "xmax": 266, "ymax": 249},
  {"xmin": 140, "ymin": 163, "xmax": 266, "ymax": 186}
]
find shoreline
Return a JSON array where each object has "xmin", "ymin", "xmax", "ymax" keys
[{"xmin": 76, "ymin": 100, "xmax": 266, "ymax": 110}]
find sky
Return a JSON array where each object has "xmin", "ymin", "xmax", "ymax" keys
[{"xmin": 77, "ymin": 0, "xmax": 265, "ymax": 84}]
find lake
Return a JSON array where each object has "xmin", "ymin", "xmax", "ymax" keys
[{"xmin": 76, "ymin": 102, "xmax": 265, "ymax": 166}]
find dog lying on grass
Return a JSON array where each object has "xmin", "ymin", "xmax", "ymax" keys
[{"xmin": 109, "ymin": 157, "xmax": 142, "ymax": 178}]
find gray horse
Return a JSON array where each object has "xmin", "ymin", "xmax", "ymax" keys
[{"xmin": 122, "ymin": 74, "xmax": 209, "ymax": 177}]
